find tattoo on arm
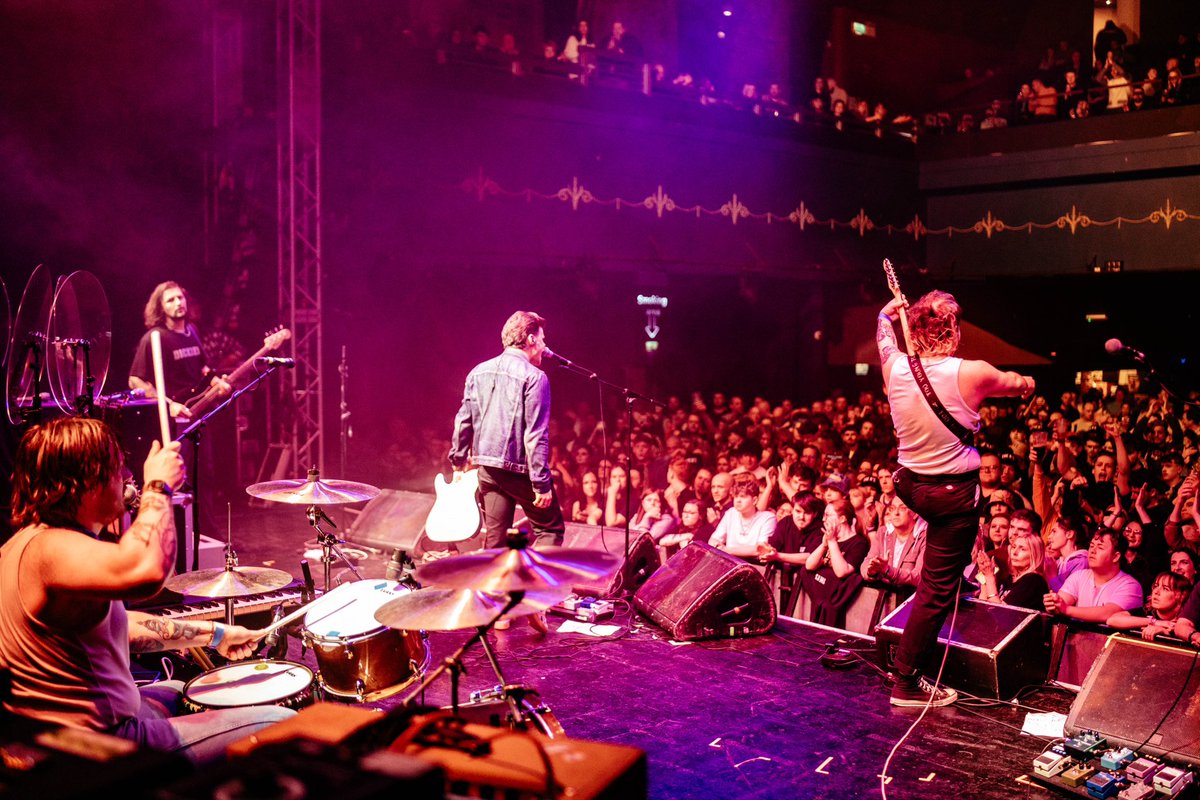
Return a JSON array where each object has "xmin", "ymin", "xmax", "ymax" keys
[
  {"xmin": 877, "ymin": 316, "xmax": 901, "ymax": 366},
  {"xmin": 124, "ymin": 492, "xmax": 176, "ymax": 564},
  {"xmin": 128, "ymin": 616, "xmax": 207, "ymax": 653}
]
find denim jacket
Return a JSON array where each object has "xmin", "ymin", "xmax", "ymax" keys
[{"xmin": 449, "ymin": 349, "xmax": 552, "ymax": 492}]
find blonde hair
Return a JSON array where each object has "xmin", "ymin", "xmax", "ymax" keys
[
  {"xmin": 908, "ymin": 290, "xmax": 961, "ymax": 357},
  {"xmin": 1009, "ymin": 530, "xmax": 1046, "ymax": 579}
]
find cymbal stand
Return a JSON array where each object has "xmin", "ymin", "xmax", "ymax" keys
[
  {"xmin": 219, "ymin": 542, "xmax": 241, "ymax": 626},
  {"xmin": 305, "ymin": 504, "xmax": 362, "ymax": 592},
  {"xmin": 399, "ymin": 590, "xmax": 526, "ymax": 719}
]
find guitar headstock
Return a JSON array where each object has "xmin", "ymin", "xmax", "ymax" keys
[
  {"xmin": 263, "ymin": 327, "xmax": 292, "ymax": 352},
  {"xmin": 883, "ymin": 258, "xmax": 902, "ymax": 299}
]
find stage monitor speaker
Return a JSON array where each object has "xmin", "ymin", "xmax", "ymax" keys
[
  {"xmin": 563, "ymin": 523, "xmax": 659, "ymax": 598},
  {"xmin": 346, "ymin": 489, "xmax": 435, "ymax": 552},
  {"xmin": 1066, "ymin": 634, "xmax": 1200, "ymax": 763},
  {"xmin": 633, "ymin": 542, "xmax": 775, "ymax": 641},
  {"xmin": 874, "ymin": 595, "xmax": 1050, "ymax": 699}
]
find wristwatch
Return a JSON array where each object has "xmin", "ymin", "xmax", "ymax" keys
[{"xmin": 143, "ymin": 479, "xmax": 173, "ymax": 499}]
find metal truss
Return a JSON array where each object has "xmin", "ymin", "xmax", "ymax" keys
[{"xmin": 274, "ymin": 0, "xmax": 324, "ymax": 474}]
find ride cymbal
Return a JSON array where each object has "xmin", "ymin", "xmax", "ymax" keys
[{"xmin": 246, "ymin": 473, "xmax": 381, "ymax": 505}]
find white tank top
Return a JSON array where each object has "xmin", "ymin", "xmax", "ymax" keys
[{"xmin": 887, "ymin": 357, "xmax": 981, "ymax": 475}]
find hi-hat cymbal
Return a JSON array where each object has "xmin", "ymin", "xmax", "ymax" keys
[
  {"xmin": 165, "ymin": 566, "xmax": 294, "ymax": 598},
  {"xmin": 374, "ymin": 587, "xmax": 563, "ymax": 632},
  {"xmin": 414, "ymin": 546, "xmax": 622, "ymax": 595},
  {"xmin": 246, "ymin": 476, "xmax": 381, "ymax": 505}
]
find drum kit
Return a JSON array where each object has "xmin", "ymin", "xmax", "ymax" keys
[{"xmin": 161, "ymin": 469, "xmax": 623, "ymax": 735}]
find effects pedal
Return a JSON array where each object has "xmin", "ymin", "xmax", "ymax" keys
[
  {"xmin": 1064, "ymin": 730, "xmax": 1108, "ymax": 761},
  {"xmin": 1152, "ymin": 766, "xmax": 1193, "ymax": 798},
  {"xmin": 1084, "ymin": 770, "xmax": 1122, "ymax": 799},
  {"xmin": 1117, "ymin": 784, "xmax": 1155, "ymax": 800},
  {"xmin": 1100, "ymin": 747, "xmax": 1135, "ymax": 772},
  {"xmin": 1125, "ymin": 757, "xmax": 1163, "ymax": 785},
  {"xmin": 1061, "ymin": 763, "xmax": 1098, "ymax": 788},
  {"xmin": 550, "ymin": 594, "xmax": 614, "ymax": 623},
  {"xmin": 1032, "ymin": 746, "xmax": 1072, "ymax": 778}
]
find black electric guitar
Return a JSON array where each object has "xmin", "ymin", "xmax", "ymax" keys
[{"xmin": 185, "ymin": 327, "xmax": 291, "ymax": 417}]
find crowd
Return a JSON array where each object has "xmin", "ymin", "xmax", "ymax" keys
[
  {"xmin": 455, "ymin": 378, "xmax": 1200, "ymax": 638},
  {"xmin": 947, "ymin": 24, "xmax": 1200, "ymax": 134},
  {"xmin": 420, "ymin": 16, "xmax": 1200, "ymax": 144}
]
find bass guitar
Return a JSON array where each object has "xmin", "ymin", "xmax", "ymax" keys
[{"xmin": 185, "ymin": 327, "xmax": 291, "ymax": 417}]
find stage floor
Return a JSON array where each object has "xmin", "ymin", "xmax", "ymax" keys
[{"xmin": 185, "ymin": 503, "xmax": 1069, "ymax": 799}]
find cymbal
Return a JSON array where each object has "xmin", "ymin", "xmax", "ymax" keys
[
  {"xmin": 165, "ymin": 566, "xmax": 294, "ymax": 598},
  {"xmin": 414, "ymin": 546, "xmax": 622, "ymax": 595},
  {"xmin": 374, "ymin": 587, "xmax": 563, "ymax": 632},
  {"xmin": 246, "ymin": 476, "xmax": 381, "ymax": 505}
]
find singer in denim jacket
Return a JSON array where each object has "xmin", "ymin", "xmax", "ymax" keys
[{"xmin": 449, "ymin": 311, "xmax": 565, "ymax": 548}]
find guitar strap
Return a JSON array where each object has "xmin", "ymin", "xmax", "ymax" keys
[{"xmin": 907, "ymin": 355, "xmax": 974, "ymax": 445}]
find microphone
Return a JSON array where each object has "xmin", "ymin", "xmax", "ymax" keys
[
  {"xmin": 1105, "ymin": 338, "xmax": 1147, "ymax": 362},
  {"xmin": 542, "ymin": 348, "xmax": 575, "ymax": 368},
  {"xmin": 256, "ymin": 356, "xmax": 295, "ymax": 368}
]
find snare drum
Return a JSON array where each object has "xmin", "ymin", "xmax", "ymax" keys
[
  {"xmin": 303, "ymin": 579, "xmax": 430, "ymax": 702},
  {"xmin": 182, "ymin": 660, "xmax": 315, "ymax": 713}
]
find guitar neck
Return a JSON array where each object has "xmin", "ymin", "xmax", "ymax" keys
[{"xmin": 186, "ymin": 338, "xmax": 285, "ymax": 415}]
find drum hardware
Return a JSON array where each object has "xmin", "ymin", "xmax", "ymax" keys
[
  {"xmin": 391, "ymin": 535, "xmax": 619, "ymax": 728},
  {"xmin": 247, "ymin": 468, "xmax": 382, "ymax": 592},
  {"xmin": 451, "ymin": 684, "xmax": 565, "ymax": 739}
]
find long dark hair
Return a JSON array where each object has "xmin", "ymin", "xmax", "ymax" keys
[
  {"xmin": 143, "ymin": 281, "xmax": 195, "ymax": 329},
  {"xmin": 11, "ymin": 418, "xmax": 123, "ymax": 529}
]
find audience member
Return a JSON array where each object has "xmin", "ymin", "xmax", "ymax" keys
[
  {"xmin": 801, "ymin": 503, "xmax": 868, "ymax": 626},
  {"xmin": 709, "ymin": 473, "xmax": 777, "ymax": 557},
  {"xmin": 1043, "ymin": 529, "xmax": 1144, "ymax": 622},
  {"xmin": 1108, "ymin": 571, "xmax": 1190, "ymax": 640}
]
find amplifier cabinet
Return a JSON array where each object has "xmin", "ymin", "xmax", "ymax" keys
[{"xmin": 874, "ymin": 594, "xmax": 1050, "ymax": 699}]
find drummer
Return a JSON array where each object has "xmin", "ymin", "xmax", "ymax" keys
[
  {"xmin": 128, "ymin": 281, "xmax": 231, "ymax": 420},
  {"xmin": 0, "ymin": 417, "xmax": 294, "ymax": 765}
]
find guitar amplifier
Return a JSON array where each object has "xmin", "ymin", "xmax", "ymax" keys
[{"xmin": 633, "ymin": 542, "xmax": 776, "ymax": 641}]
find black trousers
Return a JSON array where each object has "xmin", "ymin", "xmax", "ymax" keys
[
  {"xmin": 477, "ymin": 465, "xmax": 565, "ymax": 549},
  {"xmin": 892, "ymin": 467, "xmax": 980, "ymax": 677}
]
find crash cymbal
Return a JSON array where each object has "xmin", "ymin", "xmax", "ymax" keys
[
  {"xmin": 246, "ymin": 473, "xmax": 381, "ymax": 505},
  {"xmin": 414, "ymin": 546, "xmax": 622, "ymax": 595},
  {"xmin": 165, "ymin": 566, "xmax": 294, "ymax": 598},
  {"xmin": 374, "ymin": 587, "xmax": 563, "ymax": 632}
]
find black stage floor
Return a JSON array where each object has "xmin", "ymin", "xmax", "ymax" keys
[{"xmin": 183, "ymin": 503, "xmax": 1070, "ymax": 799}]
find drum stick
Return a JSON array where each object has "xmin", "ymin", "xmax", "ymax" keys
[
  {"xmin": 149, "ymin": 330, "xmax": 171, "ymax": 444},
  {"xmin": 254, "ymin": 583, "xmax": 353, "ymax": 638}
]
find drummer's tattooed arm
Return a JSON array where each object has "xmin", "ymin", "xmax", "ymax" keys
[
  {"xmin": 122, "ymin": 490, "xmax": 177, "ymax": 579},
  {"xmin": 127, "ymin": 612, "xmax": 211, "ymax": 653}
]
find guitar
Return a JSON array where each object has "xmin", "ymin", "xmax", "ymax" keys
[
  {"xmin": 882, "ymin": 258, "xmax": 912, "ymax": 355},
  {"xmin": 425, "ymin": 469, "xmax": 482, "ymax": 543},
  {"xmin": 185, "ymin": 327, "xmax": 291, "ymax": 417}
]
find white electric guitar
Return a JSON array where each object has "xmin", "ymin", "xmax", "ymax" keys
[{"xmin": 425, "ymin": 469, "xmax": 482, "ymax": 543}]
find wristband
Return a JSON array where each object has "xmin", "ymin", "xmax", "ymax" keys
[
  {"xmin": 209, "ymin": 622, "xmax": 226, "ymax": 649},
  {"xmin": 143, "ymin": 479, "xmax": 173, "ymax": 498},
  {"xmin": 878, "ymin": 313, "xmax": 892, "ymax": 323}
]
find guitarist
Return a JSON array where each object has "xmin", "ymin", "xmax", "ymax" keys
[
  {"xmin": 449, "ymin": 311, "xmax": 566, "ymax": 553},
  {"xmin": 878, "ymin": 290, "xmax": 1035, "ymax": 707},
  {"xmin": 129, "ymin": 282, "xmax": 231, "ymax": 420}
]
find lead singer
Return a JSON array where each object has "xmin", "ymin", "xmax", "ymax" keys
[
  {"xmin": 449, "ymin": 311, "xmax": 565, "ymax": 551},
  {"xmin": 878, "ymin": 291, "xmax": 1035, "ymax": 706}
]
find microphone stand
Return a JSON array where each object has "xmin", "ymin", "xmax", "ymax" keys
[
  {"xmin": 176, "ymin": 366, "xmax": 279, "ymax": 570},
  {"xmin": 547, "ymin": 354, "xmax": 665, "ymax": 593}
]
